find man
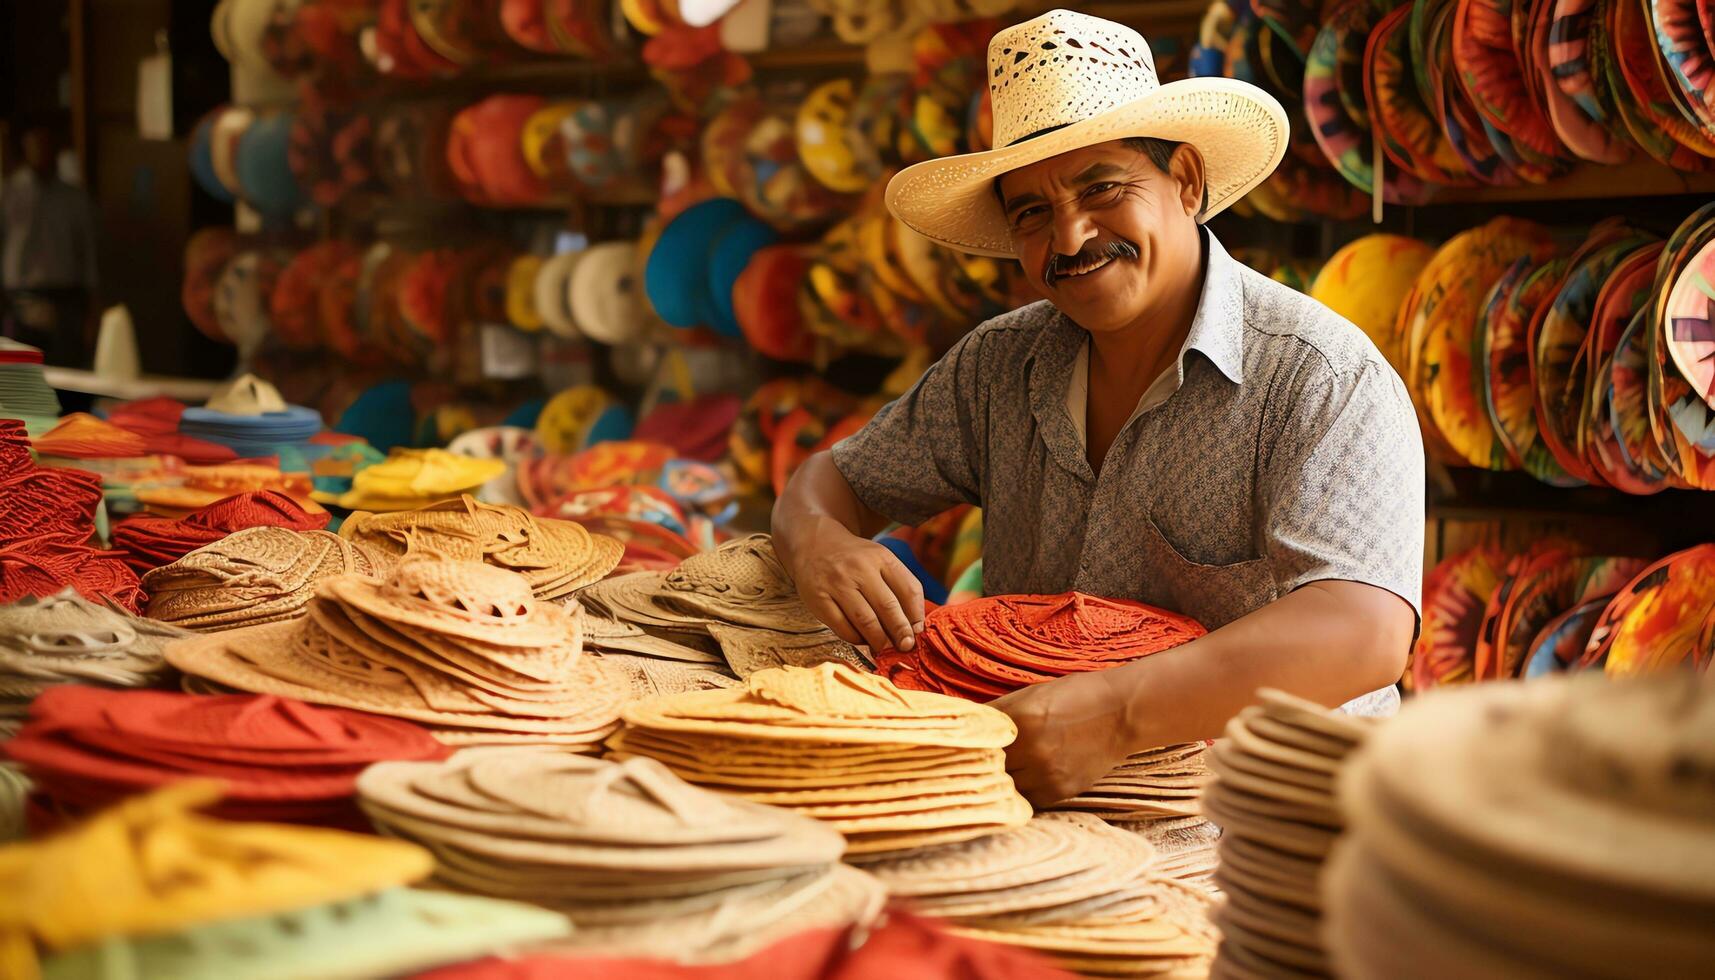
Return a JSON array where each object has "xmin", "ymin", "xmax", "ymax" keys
[
  {"xmin": 1, "ymin": 126, "xmax": 99, "ymax": 366},
  {"xmin": 772, "ymin": 10, "xmax": 1423, "ymax": 806}
]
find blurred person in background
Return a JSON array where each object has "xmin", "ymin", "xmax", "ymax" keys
[{"xmin": 1, "ymin": 125, "xmax": 99, "ymax": 366}]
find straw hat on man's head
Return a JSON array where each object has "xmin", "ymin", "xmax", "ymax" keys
[{"xmin": 885, "ymin": 9, "xmax": 1289, "ymax": 258}]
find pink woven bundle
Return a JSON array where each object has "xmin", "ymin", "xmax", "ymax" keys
[{"xmin": 110, "ymin": 490, "xmax": 331, "ymax": 574}]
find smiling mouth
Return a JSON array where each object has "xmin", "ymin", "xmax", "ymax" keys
[{"xmin": 1057, "ymin": 254, "xmax": 1117, "ymax": 280}]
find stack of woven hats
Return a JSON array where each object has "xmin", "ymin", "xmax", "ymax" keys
[
  {"xmin": 179, "ymin": 375, "xmax": 324, "ymax": 459},
  {"xmin": 1204, "ymin": 689, "xmax": 1370, "ymax": 979},
  {"xmin": 0, "ymin": 339, "xmax": 60, "ymax": 433},
  {"xmin": 873, "ymin": 592, "xmax": 1215, "ymax": 866},
  {"xmin": 580, "ymin": 534, "xmax": 866, "ymax": 680},
  {"xmin": 359, "ymin": 748, "xmax": 884, "ymax": 961},
  {"xmin": 1049, "ymin": 743, "xmax": 1220, "ymax": 883},
  {"xmin": 110, "ymin": 490, "xmax": 330, "ymax": 574},
  {"xmin": 4, "ymin": 687, "xmax": 450, "ymax": 832},
  {"xmin": 141, "ymin": 526, "xmax": 382, "ymax": 631},
  {"xmin": 317, "ymin": 449, "xmax": 507, "ymax": 511},
  {"xmin": 860, "ymin": 811, "xmax": 1220, "ymax": 977},
  {"xmin": 876, "ymin": 593, "xmax": 1205, "ymax": 700},
  {"xmin": 339, "ymin": 495, "xmax": 621, "ymax": 601},
  {"xmin": 0, "ymin": 782, "xmax": 572, "ymax": 978},
  {"xmin": 0, "ymin": 590, "xmax": 183, "ymax": 736},
  {"xmin": 611, "ymin": 663, "xmax": 1030, "ymax": 855},
  {"xmin": 1324, "ymin": 675, "xmax": 1715, "ymax": 980},
  {"xmin": 580, "ymin": 613, "xmax": 744, "ymax": 700},
  {"xmin": 166, "ymin": 557, "xmax": 630, "ymax": 748}
]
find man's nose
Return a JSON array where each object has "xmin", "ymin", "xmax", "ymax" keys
[{"xmin": 1049, "ymin": 206, "xmax": 1097, "ymax": 257}]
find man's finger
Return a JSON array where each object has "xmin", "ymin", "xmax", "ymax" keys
[
  {"xmin": 857, "ymin": 574, "xmax": 918, "ymax": 651},
  {"xmin": 808, "ymin": 593, "xmax": 866, "ymax": 648},
  {"xmin": 836, "ymin": 589, "xmax": 895, "ymax": 653},
  {"xmin": 877, "ymin": 557, "xmax": 927, "ymax": 630}
]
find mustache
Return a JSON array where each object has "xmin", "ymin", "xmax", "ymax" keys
[{"xmin": 1044, "ymin": 240, "xmax": 1140, "ymax": 287}]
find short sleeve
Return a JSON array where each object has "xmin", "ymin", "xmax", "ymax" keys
[
  {"xmin": 1263, "ymin": 358, "xmax": 1425, "ymax": 618},
  {"xmin": 830, "ymin": 331, "xmax": 986, "ymax": 526}
]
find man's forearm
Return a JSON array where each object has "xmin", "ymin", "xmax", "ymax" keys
[
  {"xmin": 1102, "ymin": 580, "xmax": 1413, "ymax": 748},
  {"xmin": 771, "ymin": 452, "xmax": 890, "ymax": 564}
]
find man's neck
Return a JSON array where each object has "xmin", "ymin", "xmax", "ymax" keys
[{"xmin": 1087, "ymin": 234, "xmax": 1207, "ymax": 399}]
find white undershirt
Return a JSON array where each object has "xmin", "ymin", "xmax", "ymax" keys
[{"xmin": 1063, "ymin": 337, "xmax": 1188, "ymax": 449}]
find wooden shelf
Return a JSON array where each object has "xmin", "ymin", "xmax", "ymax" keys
[
  {"xmin": 1427, "ymin": 467, "xmax": 1712, "ymax": 525},
  {"xmin": 1413, "ymin": 159, "xmax": 1715, "ymax": 205}
]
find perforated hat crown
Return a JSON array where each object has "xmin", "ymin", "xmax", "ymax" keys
[{"xmin": 985, "ymin": 12, "xmax": 1161, "ymax": 150}]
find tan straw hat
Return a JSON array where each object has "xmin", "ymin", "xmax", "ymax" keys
[{"xmin": 885, "ymin": 9, "xmax": 1288, "ymax": 257}]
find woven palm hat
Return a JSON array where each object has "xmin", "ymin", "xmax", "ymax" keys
[{"xmin": 884, "ymin": 9, "xmax": 1288, "ymax": 257}]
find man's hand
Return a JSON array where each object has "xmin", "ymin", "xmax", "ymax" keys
[
  {"xmin": 989, "ymin": 669, "xmax": 1136, "ymax": 807},
  {"xmin": 783, "ymin": 517, "xmax": 925, "ymax": 654}
]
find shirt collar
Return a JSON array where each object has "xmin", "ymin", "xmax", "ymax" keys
[{"xmin": 1180, "ymin": 228, "xmax": 1246, "ymax": 385}]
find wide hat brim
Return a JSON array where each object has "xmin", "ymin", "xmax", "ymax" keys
[{"xmin": 884, "ymin": 77, "xmax": 1289, "ymax": 258}]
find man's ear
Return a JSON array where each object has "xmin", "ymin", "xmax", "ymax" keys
[{"xmin": 1169, "ymin": 143, "xmax": 1207, "ymax": 219}]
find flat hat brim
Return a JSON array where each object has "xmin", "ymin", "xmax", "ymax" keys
[{"xmin": 885, "ymin": 76, "xmax": 1289, "ymax": 257}]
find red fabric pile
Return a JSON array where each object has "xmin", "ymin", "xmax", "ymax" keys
[
  {"xmin": 103, "ymin": 398, "xmax": 241, "ymax": 464},
  {"xmin": 414, "ymin": 909, "xmax": 1074, "ymax": 980},
  {"xmin": 877, "ymin": 592, "xmax": 1207, "ymax": 701},
  {"xmin": 110, "ymin": 490, "xmax": 331, "ymax": 574},
  {"xmin": 4, "ymin": 686, "xmax": 450, "ymax": 833},
  {"xmin": 0, "ymin": 419, "xmax": 144, "ymax": 613},
  {"xmin": 633, "ymin": 394, "xmax": 742, "ymax": 463}
]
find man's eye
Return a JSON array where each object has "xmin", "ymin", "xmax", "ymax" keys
[
  {"xmin": 1012, "ymin": 205, "xmax": 1048, "ymax": 226},
  {"xmin": 1085, "ymin": 182, "xmax": 1119, "ymax": 197}
]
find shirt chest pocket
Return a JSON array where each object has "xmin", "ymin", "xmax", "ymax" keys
[{"xmin": 1138, "ymin": 516, "xmax": 1276, "ymax": 631}]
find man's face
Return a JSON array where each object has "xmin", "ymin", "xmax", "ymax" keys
[{"xmin": 996, "ymin": 140, "xmax": 1203, "ymax": 334}]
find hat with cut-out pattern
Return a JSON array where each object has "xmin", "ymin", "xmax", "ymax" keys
[{"xmin": 885, "ymin": 9, "xmax": 1287, "ymax": 257}]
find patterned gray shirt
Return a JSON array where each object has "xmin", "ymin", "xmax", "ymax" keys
[{"xmin": 832, "ymin": 230, "xmax": 1423, "ymax": 715}]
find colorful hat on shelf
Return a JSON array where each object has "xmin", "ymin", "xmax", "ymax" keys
[
  {"xmin": 1533, "ymin": 226, "xmax": 1660, "ymax": 486},
  {"xmin": 796, "ymin": 79, "xmax": 869, "ymax": 195},
  {"xmin": 448, "ymin": 94, "xmax": 552, "ymax": 206},
  {"xmin": 1579, "ymin": 543, "xmax": 1715, "ymax": 675},
  {"xmin": 734, "ymin": 244, "xmax": 819, "ymax": 363},
  {"xmin": 316, "ymin": 448, "xmax": 506, "ymax": 511},
  {"xmin": 644, "ymin": 197, "xmax": 747, "ymax": 330},
  {"xmin": 235, "ymin": 112, "xmax": 306, "ymax": 218},
  {"xmin": 182, "ymin": 229, "xmax": 240, "ymax": 345},
  {"xmin": 568, "ymin": 241, "xmax": 650, "ymax": 346},
  {"xmin": 190, "ymin": 110, "xmax": 236, "ymax": 203},
  {"xmin": 535, "ymin": 385, "xmax": 616, "ymax": 455},
  {"xmin": 1403, "ymin": 217, "xmax": 1554, "ymax": 468},
  {"xmin": 533, "ymin": 249, "xmax": 584, "ymax": 339},
  {"xmin": 1411, "ymin": 546, "xmax": 1506, "ymax": 691},
  {"xmin": 272, "ymin": 241, "xmax": 362, "ymax": 350}
]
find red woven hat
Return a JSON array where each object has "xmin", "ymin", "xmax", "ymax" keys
[
  {"xmin": 877, "ymin": 593, "xmax": 1207, "ymax": 701},
  {"xmin": 6, "ymin": 686, "xmax": 448, "ymax": 831},
  {"xmin": 111, "ymin": 490, "xmax": 330, "ymax": 574}
]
